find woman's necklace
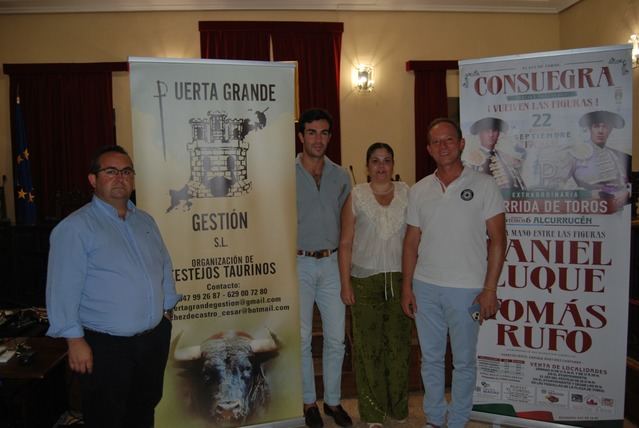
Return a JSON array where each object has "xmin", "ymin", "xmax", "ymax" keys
[{"xmin": 370, "ymin": 182, "xmax": 394, "ymax": 195}]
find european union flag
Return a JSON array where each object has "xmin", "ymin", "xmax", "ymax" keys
[{"xmin": 14, "ymin": 97, "xmax": 37, "ymax": 225}]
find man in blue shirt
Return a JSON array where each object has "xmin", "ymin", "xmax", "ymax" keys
[
  {"xmin": 46, "ymin": 145, "xmax": 181, "ymax": 428},
  {"xmin": 296, "ymin": 108, "xmax": 352, "ymax": 428}
]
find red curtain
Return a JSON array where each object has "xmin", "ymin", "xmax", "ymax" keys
[
  {"xmin": 271, "ymin": 22, "xmax": 343, "ymax": 164},
  {"xmin": 199, "ymin": 21, "xmax": 344, "ymax": 164},
  {"xmin": 3, "ymin": 62, "xmax": 127, "ymax": 223},
  {"xmin": 199, "ymin": 22, "xmax": 271, "ymax": 60},
  {"xmin": 406, "ymin": 61, "xmax": 458, "ymax": 181}
]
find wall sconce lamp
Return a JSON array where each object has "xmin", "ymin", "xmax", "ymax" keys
[
  {"xmin": 629, "ymin": 34, "xmax": 639, "ymax": 68},
  {"xmin": 355, "ymin": 65, "xmax": 374, "ymax": 92}
]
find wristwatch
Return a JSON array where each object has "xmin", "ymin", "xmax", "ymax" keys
[{"xmin": 163, "ymin": 309, "xmax": 174, "ymax": 320}]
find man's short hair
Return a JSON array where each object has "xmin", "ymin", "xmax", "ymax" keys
[
  {"xmin": 89, "ymin": 145, "xmax": 130, "ymax": 174},
  {"xmin": 427, "ymin": 118, "xmax": 463, "ymax": 143},
  {"xmin": 298, "ymin": 108, "xmax": 333, "ymax": 134}
]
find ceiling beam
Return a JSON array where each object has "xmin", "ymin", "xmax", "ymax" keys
[{"xmin": 0, "ymin": 0, "xmax": 582, "ymax": 15}]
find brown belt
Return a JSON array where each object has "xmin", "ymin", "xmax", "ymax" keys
[{"xmin": 297, "ymin": 248, "xmax": 338, "ymax": 259}]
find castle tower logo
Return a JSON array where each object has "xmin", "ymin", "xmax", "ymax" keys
[{"xmin": 167, "ymin": 108, "xmax": 268, "ymax": 212}]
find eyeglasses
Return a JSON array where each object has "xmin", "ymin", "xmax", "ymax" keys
[{"xmin": 96, "ymin": 167, "xmax": 135, "ymax": 178}]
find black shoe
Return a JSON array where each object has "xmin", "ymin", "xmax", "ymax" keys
[
  {"xmin": 323, "ymin": 403, "xmax": 353, "ymax": 427},
  {"xmin": 305, "ymin": 405, "xmax": 324, "ymax": 428}
]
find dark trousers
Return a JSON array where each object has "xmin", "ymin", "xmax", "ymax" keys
[{"xmin": 80, "ymin": 317, "xmax": 172, "ymax": 428}]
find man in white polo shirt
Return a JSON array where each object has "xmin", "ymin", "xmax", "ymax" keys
[{"xmin": 401, "ymin": 118, "xmax": 506, "ymax": 428}]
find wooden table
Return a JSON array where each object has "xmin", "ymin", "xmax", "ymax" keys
[
  {"xmin": 0, "ymin": 336, "xmax": 68, "ymax": 427},
  {"xmin": 0, "ymin": 336, "xmax": 67, "ymax": 380}
]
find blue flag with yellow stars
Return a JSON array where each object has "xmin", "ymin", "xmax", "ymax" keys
[{"xmin": 14, "ymin": 96, "xmax": 37, "ymax": 225}]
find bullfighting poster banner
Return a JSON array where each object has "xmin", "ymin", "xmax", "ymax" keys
[
  {"xmin": 459, "ymin": 45, "xmax": 631, "ymax": 426},
  {"xmin": 129, "ymin": 57, "xmax": 302, "ymax": 428}
]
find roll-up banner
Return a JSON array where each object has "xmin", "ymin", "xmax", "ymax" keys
[
  {"xmin": 129, "ymin": 57, "xmax": 302, "ymax": 428},
  {"xmin": 459, "ymin": 45, "xmax": 632, "ymax": 426}
]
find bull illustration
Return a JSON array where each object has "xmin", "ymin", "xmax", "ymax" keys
[{"xmin": 172, "ymin": 330, "xmax": 279, "ymax": 425}]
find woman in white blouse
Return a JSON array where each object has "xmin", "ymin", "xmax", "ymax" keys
[{"xmin": 338, "ymin": 142, "xmax": 411, "ymax": 428}]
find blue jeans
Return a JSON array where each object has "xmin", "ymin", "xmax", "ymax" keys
[
  {"xmin": 413, "ymin": 280, "xmax": 481, "ymax": 428},
  {"xmin": 298, "ymin": 252, "xmax": 345, "ymax": 406}
]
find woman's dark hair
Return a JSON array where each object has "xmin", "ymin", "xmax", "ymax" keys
[{"xmin": 366, "ymin": 142, "xmax": 394, "ymax": 164}]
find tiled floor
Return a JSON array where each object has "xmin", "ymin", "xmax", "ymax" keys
[
  {"xmin": 315, "ymin": 392, "xmax": 638, "ymax": 428},
  {"xmin": 317, "ymin": 392, "xmax": 485, "ymax": 428}
]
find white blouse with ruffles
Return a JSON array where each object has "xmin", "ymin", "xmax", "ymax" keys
[{"xmin": 350, "ymin": 181, "xmax": 408, "ymax": 279}]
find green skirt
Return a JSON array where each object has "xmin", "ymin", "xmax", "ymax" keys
[{"xmin": 350, "ymin": 272, "xmax": 412, "ymax": 423}]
